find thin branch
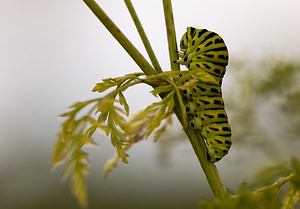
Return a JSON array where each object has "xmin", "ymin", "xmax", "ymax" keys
[
  {"xmin": 162, "ymin": 0, "xmax": 180, "ymax": 71},
  {"xmin": 124, "ymin": 0, "xmax": 163, "ymax": 73},
  {"xmin": 254, "ymin": 172, "xmax": 296, "ymax": 195},
  {"xmin": 173, "ymin": 106, "xmax": 228, "ymax": 199},
  {"xmin": 82, "ymin": 0, "xmax": 157, "ymax": 76},
  {"xmin": 162, "ymin": 0, "xmax": 228, "ymax": 200}
]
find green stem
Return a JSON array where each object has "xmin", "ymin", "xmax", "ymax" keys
[
  {"xmin": 254, "ymin": 172, "xmax": 296, "ymax": 195},
  {"xmin": 162, "ymin": 0, "xmax": 228, "ymax": 200},
  {"xmin": 124, "ymin": 0, "xmax": 163, "ymax": 73},
  {"xmin": 82, "ymin": 0, "xmax": 157, "ymax": 76},
  {"xmin": 162, "ymin": 0, "xmax": 180, "ymax": 71},
  {"xmin": 173, "ymin": 106, "xmax": 228, "ymax": 199}
]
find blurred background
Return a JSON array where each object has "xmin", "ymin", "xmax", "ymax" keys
[{"xmin": 1, "ymin": 0, "xmax": 300, "ymax": 208}]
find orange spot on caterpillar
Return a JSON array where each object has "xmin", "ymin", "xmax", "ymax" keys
[
  {"xmin": 192, "ymin": 86, "xmax": 199, "ymax": 92},
  {"xmin": 206, "ymin": 128, "xmax": 212, "ymax": 133},
  {"xmin": 201, "ymin": 115, "xmax": 207, "ymax": 120}
]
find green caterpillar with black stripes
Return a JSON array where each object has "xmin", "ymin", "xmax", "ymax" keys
[{"xmin": 176, "ymin": 27, "xmax": 231, "ymax": 163}]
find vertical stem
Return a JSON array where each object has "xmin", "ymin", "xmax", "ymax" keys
[
  {"xmin": 82, "ymin": 0, "xmax": 157, "ymax": 76},
  {"xmin": 174, "ymin": 107, "xmax": 228, "ymax": 199},
  {"xmin": 186, "ymin": 131, "xmax": 228, "ymax": 199},
  {"xmin": 163, "ymin": 0, "xmax": 228, "ymax": 200},
  {"xmin": 162, "ymin": 0, "xmax": 180, "ymax": 71},
  {"xmin": 124, "ymin": 0, "xmax": 163, "ymax": 73}
]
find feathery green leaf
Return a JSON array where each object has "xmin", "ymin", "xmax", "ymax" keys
[{"xmin": 119, "ymin": 92, "xmax": 130, "ymax": 116}]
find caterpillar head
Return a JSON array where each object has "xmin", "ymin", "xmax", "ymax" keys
[
  {"xmin": 179, "ymin": 32, "xmax": 188, "ymax": 50},
  {"xmin": 180, "ymin": 27, "xmax": 196, "ymax": 50}
]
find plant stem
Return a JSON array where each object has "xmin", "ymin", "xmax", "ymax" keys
[
  {"xmin": 82, "ymin": 0, "xmax": 157, "ymax": 76},
  {"xmin": 124, "ymin": 0, "xmax": 163, "ymax": 74},
  {"xmin": 162, "ymin": 0, "xmax": 180, "ymax": 71},
  {"xmin": 254, "ymin": 172, "xmax": 296, "ymax": 195},
  {"xmin": 173, "ymin": 106, "xmax": 228, "ymax": 199},
  {"xmin": 162, "ymin": 0, "xmax": 228, "ymax": 200}
]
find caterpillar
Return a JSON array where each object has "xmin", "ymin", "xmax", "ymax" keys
[{"xmin": 176, "ymin": 27, "xmax": 231, "ymax": 163}]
